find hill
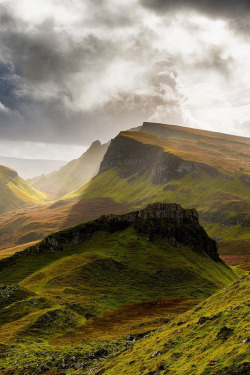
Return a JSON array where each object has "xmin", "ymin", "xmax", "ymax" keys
[
  {"xmin": 0, "ymin": 156, "xmax": 67, "ymax": 180},
  {"xmin": 0, "ymin": 203, "xmax": 236, "ymax": 373},
  {"xmin": 29, "ymin": 140, "xmax": 109, "ymax": 198},
  {"xmin": 69, "ymin": 123, "xmax": 250, "ymax": 264},
  {"xmin": 0, "ymin": 165, "xmax": 46, "ymax": 212}
]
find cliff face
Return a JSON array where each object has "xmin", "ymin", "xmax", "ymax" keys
[
  {"xmin": 1, "ymin": 203, "xmax": 219, "ymax": 264},
  {"xmin": 99, "ymin": 203, "xmax": 219, "ymax": 261},
  {"xmin": 99, "ymin": 134, "xmax": 218, "ymax": 184},
  {"xmin": 99, "ymin": 135, "xmax": 162, "ymax": 178}
]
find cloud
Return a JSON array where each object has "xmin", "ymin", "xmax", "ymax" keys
[
  {"xmin": 0, "ymin": 0, "xmax": 249, "ymax": 158},
  {"xmin": 141, "ymin": 0, "xmax": 250, "ymax": 14},
  {"xmin": 141, "ymin": 0, "xmax": 250, "ymax": 34},
  {"xmin": 0, "ymin": 1, "xmax": 189, "ymax": 146}
]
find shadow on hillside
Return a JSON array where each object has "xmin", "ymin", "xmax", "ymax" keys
[{"xmin": 63, "ymin": 197, "xmax": 132, "ymax": 228}]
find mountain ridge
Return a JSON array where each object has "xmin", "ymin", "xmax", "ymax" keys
[
  {"xmin": 29, "ymin": 140, "xmax": 110, "ymax": 198},
  {"xmin": 0, "ymin": 123, "xmax": 249, "ymax": 267}
]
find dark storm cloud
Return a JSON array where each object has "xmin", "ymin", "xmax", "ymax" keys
[
  {"xmin": 141, "ymin": 0, "xmax": 250, "ymax": 17},
  {"xmin": 0, "ymin": 54, "xmax": 186, "ymax": 144},
  {"xmin": 0, "ymin": 0, "xmax": 249, "ymax": 152},
  {"xmin": 0, "ymin": 10, "xmax": 116, "ymax": 85},
  {"xmin": 0, "ymin": 3, "xmax": 120, "ymax": 145},
  {"xmin": 0, "ymin": 1, "xmax": 187, "ymax": 146},
  {"xmin": 141, "ymin": 0, "xmax": 250, "ymax": 33}
]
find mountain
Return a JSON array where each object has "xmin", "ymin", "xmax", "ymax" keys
[
  {"xmin": 0, "ymin": 156, "xmax": 67, "ymax": 180},
  {"xmin": 0, "ymin": 203, "xmax": 236, "ymax": 373},
  {"xmin": 0, "ymin": 165, "xmax": 46, "ymax": 212},
  {"xmin": 95, "ymin": 274, "xmax": 250, "ymax": 375},
  {"xmin": 69, "ymin": 122, "xmax": 250, "ymax": 264},
  {"xmin": 0, "ymin": 123, "xmax": 249, "ymax": 266},
  {"xmin": 29, "ymin": 140, "xmax": 109, "ymax": 198}
]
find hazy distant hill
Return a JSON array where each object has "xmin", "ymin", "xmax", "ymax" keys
[
  {"xmin": 0, "ymin": 156, "xmax": 67, "ymax": 180},
  {"xmin": 29, "ymin": 140, "xmax": 109, "ymax": 198},
  {"xmin": 0, "ymin": 165, "xmax": 46, "ymax": 212}
]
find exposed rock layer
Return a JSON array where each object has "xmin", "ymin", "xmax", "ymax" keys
[
  {"xmin": 99, "ymin": 134, "xmax": 218, "ymax": 184},
  {"xmin": 0, "ymin": 203, "xmax": 220, "ymax": 268}
]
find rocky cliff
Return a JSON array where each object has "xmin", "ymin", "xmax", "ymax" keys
[
  {"xmin": 99, "ymin": 133, "xmax": 218, "ymax": 183},
  {"xmin": 0, "ymin": 203, "xmax": 219, "ymax": 266}
]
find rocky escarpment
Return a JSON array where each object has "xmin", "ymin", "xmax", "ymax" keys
[
  {"xmin": 99, "ymin": 133, "xmax": 218, "ymax": 184},
  {"xmin": 0, "ymin": 203, "xmax": 220, "ymax": 266}
]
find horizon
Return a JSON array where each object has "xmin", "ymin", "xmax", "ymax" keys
[{"xmin": 1, "ymin": 121, "xmax": 250, "ymax": 162}]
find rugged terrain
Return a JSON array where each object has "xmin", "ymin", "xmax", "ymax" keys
[
  {"xmin": 70, "ymin": 123, "xmax": 250, "ymax": 266},
  {"xmin": 0, "ymin": 203, "xmax": 237, "ymax": 374},
  {"xmin": 0, "ymin": 123, "xmax": 249, "ymax": 269}
]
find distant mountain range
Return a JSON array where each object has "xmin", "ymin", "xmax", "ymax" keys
[
  {"xmin": 0, "ymin": 156, "xmax": 67, "ymax": 180},
  {"xmin": 28, "ymin": 140, "xmax": 109, "ymax": 198}
]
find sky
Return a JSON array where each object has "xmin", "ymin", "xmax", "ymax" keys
[{"xmin": 0, "ymin": 0, "xmax": 250, "ymax": 160}]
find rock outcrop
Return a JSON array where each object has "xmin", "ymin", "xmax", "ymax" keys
[
  {"xmin": 0, "ymin": 203, "xmax": 220, "ymax": 267},
  {"xmin": 99, "ymin": 133, "xmax": 218, "ymax": 184}
]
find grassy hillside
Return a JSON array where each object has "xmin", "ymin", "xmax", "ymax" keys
[
  {"xmin": 0, "ymin": 205, "xmax": 237, "ymax": 374},
  {"xmin": 0, "ymin": 165, "xmax": 46, "ymax": 212},
  {"xmin": 29, "ymin": 140, "xmax": 109, "ymax": 198},
  {"xmin": 95, "ymin": 274, "xmax": 250, "ymax": 375},
  {"xmin": 68, "ymin": 124, "xmax": 250, "ymax": 264},
  {"xmin": 0, "ymin": 197, "xmax": 130, "ymax": 250}
]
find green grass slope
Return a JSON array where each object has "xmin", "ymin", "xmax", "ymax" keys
[
  {"xmin": 96, "ymin": 274, "xmax": 250, "ymax": 375},
  {"xmin": 68, "ymin": 124, "xmax": 250, "ymax": 262},
  {"xmin": 0, "ymin": 165, "xmax": 46, "ymax": 212},
  {"xmin": 29, "ymin": 140, "xmax": 109, "ymax": 198},
  {"xmin": 0, "ymin": 205, "xmax": 236, "ymax": 348}
]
